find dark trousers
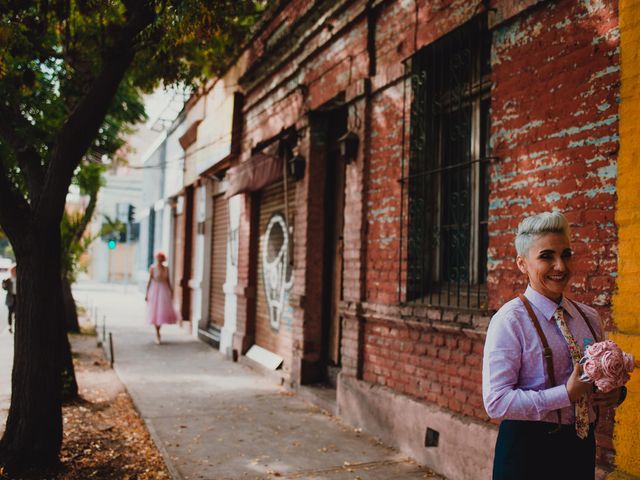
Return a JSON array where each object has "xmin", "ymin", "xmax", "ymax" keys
[
  {"xmin": 7, "ymin": 305, "xmax": 14, "ymax": 326},
  {"xmin": 493, "ymin": 420, "xmax": 595, "ymax": 480}
]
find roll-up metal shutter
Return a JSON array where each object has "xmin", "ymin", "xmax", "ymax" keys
[
  {"xmin": 255, "ymin": 179, "xmax": 296, "ymax": 359},
  {"xmin": 208, "ymin": 194, "xmax": 228, "ymax": 328}
]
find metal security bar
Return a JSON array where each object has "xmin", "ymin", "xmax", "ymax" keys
[{"xmin": 399, "ymin": 14, "xmax": 492, "ymax": 310}]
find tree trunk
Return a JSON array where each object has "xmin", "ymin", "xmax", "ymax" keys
[
  {"xmin": 60, "ymin": 275, "xmax": 80, "ymax": 400},
  {"xmin": 63, "ymin": 276, "xmax": 80, "ymax": 333},
  {"xmin": 0, "ymin": 226, "xmax": 65, "ymax": 474},
  {"xmin": 60, "ymin": 325, "xmax": 78, "ymax": 402}
]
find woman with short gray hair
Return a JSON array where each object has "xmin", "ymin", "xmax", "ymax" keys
[{"xmin": 482, "ymin": 211, "xmax": 626, "ymax": 479}]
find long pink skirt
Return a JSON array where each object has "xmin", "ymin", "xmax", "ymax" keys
[{"xmin": 146, "ymin": 279, "xmax": 179, "ymax": 326}]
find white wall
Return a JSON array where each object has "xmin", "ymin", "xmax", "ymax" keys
[
  {"xmin": 220, "ymin": 193, "xmax": 240, "ymax": 356},
  {"xmin": 190, "ymin": 184, "xmax": 206, "ymax": 337}
]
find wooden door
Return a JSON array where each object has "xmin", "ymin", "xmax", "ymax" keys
[
  {"xmin": 323, "ymin": 107, "xmax": 347, "ymax": 377},
  {"xmin": 327, "ymin": 156, "xmax": 345, "ymax": 366}
]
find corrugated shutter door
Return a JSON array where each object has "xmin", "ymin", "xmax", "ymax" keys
[
  {"xmin": 255, "ymin": 179, "xmax": 296, "ymax": 358},
  {"xmin": 208, "ymin": 194, "xmax": 228, "ymax": 328}
]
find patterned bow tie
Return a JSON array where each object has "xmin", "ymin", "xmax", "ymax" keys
[{"xmin": 553, "ymin": 306, "xmax": 589, "ymax": 439}]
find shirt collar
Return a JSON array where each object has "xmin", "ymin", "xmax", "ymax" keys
[{"xmin": 524, "ymin": 285, "xmax": 562, "ymax": 322}]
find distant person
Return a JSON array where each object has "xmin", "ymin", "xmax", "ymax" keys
[
  {"xmin": 2, "ymin": 265, "xmax": 16, "ymax": 333},
  {"xmin": 145, "ymin": 251, "xmax": 178, "ymax": 344}
]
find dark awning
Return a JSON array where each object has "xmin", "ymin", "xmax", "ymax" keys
[{"xmin": 224, "ymin": 153, "xmax": 283, "ymax": 199}]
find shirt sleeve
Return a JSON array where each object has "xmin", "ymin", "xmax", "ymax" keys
[{"xmin": 482, "ymin": 309, "xmax": 572, "ymax": 421}]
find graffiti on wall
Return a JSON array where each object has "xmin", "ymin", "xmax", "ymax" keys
[{"xmin": 262, "ymin": 213, "xmax": 293, "ymax": 329}]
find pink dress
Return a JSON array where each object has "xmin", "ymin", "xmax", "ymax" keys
[{"xmin": 146, "ymin": 265, "xmax": 179, "ymax": 326}]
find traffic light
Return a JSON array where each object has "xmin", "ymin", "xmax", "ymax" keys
[
  {"xmin": 127, "ymin": 205, "xmax": 135, "ymax": 224},
  {"xmin": 107, "ymin": 238, "xmax": 116, "ymax": 250},
  {"xmin": 127, "ymin": 222, "xmax": 140, "ymax": 242}
]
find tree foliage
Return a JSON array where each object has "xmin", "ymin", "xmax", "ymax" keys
[
  {"xmin": 0, "ymin": 1, "xmax": 264, "ymax": 206},
  {"xmin": 0, "ymin": 0, "xmax": 266, "ymax": 474},
  {"xmin": 61, "ymin": 80, "xmax": 146, "ymax": 285}
]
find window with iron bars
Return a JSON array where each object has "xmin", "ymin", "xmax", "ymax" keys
[{"xmin": 401, "ymin": 14, "xmax": 492, "ymax": 310}]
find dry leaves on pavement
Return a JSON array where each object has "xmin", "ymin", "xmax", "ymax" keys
[{"xmin": 1, "ymin": 327, "xmax": 171, "ymax": 480}]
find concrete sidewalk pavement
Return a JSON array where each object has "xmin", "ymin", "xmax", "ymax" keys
[
  {"xmin": 73, "ymin": 280, "xmax": 442, "ymax": 480},
  {"xmin": 0, "ymin": 307, "xmax": 11, "ymax": 432}
]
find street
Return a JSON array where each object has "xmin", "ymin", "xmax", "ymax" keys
[{"xmin": 0, "ymin": 280, "xmax": 439, "ymax": 480}]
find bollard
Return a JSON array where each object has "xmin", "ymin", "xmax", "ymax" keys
[{"xmin": 108, "ymin": 332, "xmax": 114, "ymax": 368}]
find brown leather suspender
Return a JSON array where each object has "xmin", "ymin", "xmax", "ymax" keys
[
  {"xmin": 518, "ymin": 294, "xmax": 558, "ymax": 393},
  {"xmin": 519, "ymin": 294, "xmax": 561, "ymax": 427},
  {"xmin": 517, "ymin": 294, "xmax": 600, "ymax": 428}
]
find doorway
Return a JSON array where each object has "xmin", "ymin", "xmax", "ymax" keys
[{"xmin": 321, "ymin": 106, "xmax": 347, "ymax": 387}]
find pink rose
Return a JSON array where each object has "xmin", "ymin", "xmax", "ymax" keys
[
  {"xmin": 595, "ymin": 377, "xmax": 617, "ymax": 393},
  {"xmin": 623, "ymin": 353, "xmax": 635, "ymax": 373},
  {"xmin": 601, "ymin": 349, "xmax": 626, "ymax": 381},
  {"xmin": 586, "ymin": 341, "xmax": 607, "ymax": 358},
  {"xmin": 581, "ymin": 340, "xmax": 634, "ymax": 392},
  {"xmin": 582, "ymin": 358, "xmax": 601, "ymax": 382}
]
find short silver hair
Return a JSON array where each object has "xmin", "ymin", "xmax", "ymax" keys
[{"xmin": 515, "ymin": 212, "xmax": 571, "ymax": 256}]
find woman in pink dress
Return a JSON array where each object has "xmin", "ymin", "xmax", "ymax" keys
[{"xmin": 145, "ymin": 251, "xmax": 179, "ymax": 344}]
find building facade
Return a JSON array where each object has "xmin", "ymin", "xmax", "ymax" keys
[
  {"xmin": 150, "ymin": 0, "xmax": 636, "ymax": 478},
  {"xmin": 228, "ymin": 1, "xmax": 622, "ymax": 478},
  {"xmin": 167, "ymin": 67, "xmax": 246, "ymax": 349}
]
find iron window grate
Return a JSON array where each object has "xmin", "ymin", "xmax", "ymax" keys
[{"xmin": 398, "ymin": 13, "xmax": 494, "ymax": 311}]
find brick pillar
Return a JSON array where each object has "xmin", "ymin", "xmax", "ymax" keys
[
  {"xmin": 290, "ymin": 117, "xmax": 328, "ymax": 385},
  {"xmin": 339, "ymin": 92, "xmax": 369, "ymax": 380},
  {"xmin": 340, "ymin": 304, "xmax": 365, "ymax": 379}
]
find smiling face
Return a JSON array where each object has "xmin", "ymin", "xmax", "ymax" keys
[{"xmin": 516, "ymin": 232, "xmax": 573, "ymax": 302}]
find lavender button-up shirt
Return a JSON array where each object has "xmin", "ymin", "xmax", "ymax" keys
[{"xmin": 482, "ymin": 285, "xmax": 603, "ymax": 424}]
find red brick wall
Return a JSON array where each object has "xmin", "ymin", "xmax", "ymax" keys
[
  {"xmin": 365, "ymin": 84, "xmax": 405, "ymax": 305},
  {"xmin": 362, "ymin": 318, "xmax": 486, "ymax": 420},
  {"xmin": 246, "ymin": 0, "xmax": 316, "ymax": 67},
  {"xmin": 488, "ymin": 0, "xmax": 619, "ymax": 323},
  {"xmin": 236, "ymin": 0, "xmax": 620, "ymax": 470}
]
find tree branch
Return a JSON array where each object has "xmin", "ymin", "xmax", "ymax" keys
[
  {"xmin": 36, "ymin": 1, "xmax": 156, "ymax": 226},
  {"xmin": 0, "ymin": 156, "xmax": 31, "ymax": 249},
  {"xmin": 72, "ymin": 188, "xmax": 98, "ymax": 245},
  {"xmin": 0, "ymin": 105, "xmax": 46, "ymax": 203}
]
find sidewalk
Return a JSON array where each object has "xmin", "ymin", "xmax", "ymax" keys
[
  {"xmin": 0, "ymin": 307, "xmax": 11, "ymax": 431},
  {"xmin": 73, "ymin": 280, "xmax": 442, "ymax": 480}
]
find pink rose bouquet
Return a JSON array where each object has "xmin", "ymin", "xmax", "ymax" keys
[{"xmin": 580, "ymin": 340, "xmax": 635, "ymax": 393}]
